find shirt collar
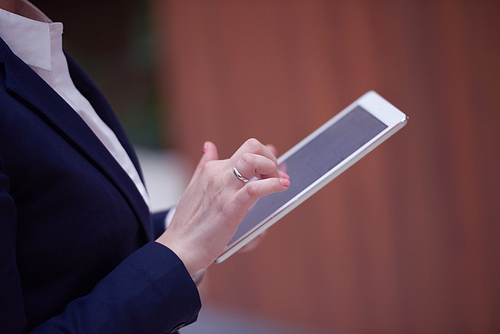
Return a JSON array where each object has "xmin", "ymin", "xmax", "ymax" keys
[{"xmin": 0, "ymin": 1, "xmax": 61, "ymax": 71}]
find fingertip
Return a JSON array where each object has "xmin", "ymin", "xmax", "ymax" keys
[
  {"xmin": 194, "ymin": 142, "xmax": 218, "ymax": 175},
  {"xmin": 202, "ymin": 141, "xmax": 219, "ymax": 161},
  {"xmin": 265, "ymin": 144, "xmax": 277, "ymax": 156},
  {"xmin": 280, "ymin": 178, "xmax": 290, "ymax": 188},
  {"xmin": 279, "ymin": 171, "xmax": 290, "ymax": 180}
]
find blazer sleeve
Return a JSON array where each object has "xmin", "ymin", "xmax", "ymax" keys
[
  {"xmin": 0, "ymin": 156, "xmax": 201, "ymax": 334},
  {"xmin": 32, "ymin": 242, "xmax": 201, "ymax": 334},
  {"xmin": 0, "ymin": 152, "xmax": 27, "ymax": 333}
]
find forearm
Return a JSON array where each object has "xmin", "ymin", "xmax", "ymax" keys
[{"xmin": 30, "ymin": 242, "xmax": 201, "ymax": 334}]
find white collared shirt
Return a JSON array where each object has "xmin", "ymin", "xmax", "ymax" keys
[{"xmin": 0, "ymin": 0, "xmax": 151, "ymax": 209}]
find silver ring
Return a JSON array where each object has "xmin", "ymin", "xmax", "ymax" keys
[{"xmin": 233, "ymin": 167, "xmax": 249, "ymax": 183}]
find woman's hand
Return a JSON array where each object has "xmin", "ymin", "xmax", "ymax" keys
[{"xmin": 156, "ymin": 139, "xmax": 290, "ymax": 275}]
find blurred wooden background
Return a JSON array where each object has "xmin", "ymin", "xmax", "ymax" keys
[{"xmin": 152, "ymin": 1, "xmax": 500, "ymax": 333}]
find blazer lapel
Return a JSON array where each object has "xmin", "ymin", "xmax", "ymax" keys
[
  {"xmin": 1, "ymin": 41, "xmax": 153, "ymax": 240},
  {"xmin": 66, "ymin": 54, "xmax": 144, "ymax": 181}
]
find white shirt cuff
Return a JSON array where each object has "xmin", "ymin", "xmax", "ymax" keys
[{"xmin": 164, "ymin": 205, "xmax": 177, "ymax": 230}]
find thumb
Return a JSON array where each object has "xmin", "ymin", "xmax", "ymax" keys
[{"xmin": 188, "ymin": 141, "xmax": 219, "ymax": 187}]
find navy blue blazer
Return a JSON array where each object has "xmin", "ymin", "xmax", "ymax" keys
[{"xmin": 0, "ymin": 37, "xmax": 201, "ymax": 333}]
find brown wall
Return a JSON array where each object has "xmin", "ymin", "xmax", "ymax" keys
[{"xmin": 152, "ymin": 1, "xmax": 500, "ymax": 333}]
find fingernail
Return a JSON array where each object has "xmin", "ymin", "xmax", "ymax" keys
[
  {"xmin": 279, "ymin": 171, "xmax": 290, "ymax": 179},
  {"xmin": 280, "ymin": 178, "xmax": 290, "ymax": 188},
  {"xmin": 202, "ymin": 142, "xmax": 208, "ymax": 154}
]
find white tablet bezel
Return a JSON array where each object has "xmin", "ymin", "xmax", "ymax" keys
[{"xmin": 215, "ymin": 91, "xmax": 408, "ymax": 263}]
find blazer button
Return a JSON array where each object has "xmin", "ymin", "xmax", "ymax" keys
[{"xmin": 169, "ymin": 322, "xmax": 185, "ymax": 333}]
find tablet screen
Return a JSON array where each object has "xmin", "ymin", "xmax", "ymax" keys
[{"xmin": 229, "ymin": 106, "xmax": 388, "ymax": 244}]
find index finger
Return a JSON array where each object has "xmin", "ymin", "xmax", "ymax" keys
[{"xmin": 230, "ymin": 138, "xmax": 278, "ymax": 166}]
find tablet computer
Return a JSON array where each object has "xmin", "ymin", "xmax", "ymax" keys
[{"xmin": 215, "ymin": 91, "xmax": 408, "ymax": 263}]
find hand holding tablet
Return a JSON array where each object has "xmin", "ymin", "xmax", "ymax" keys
[{"xmin": 216, "ymin": 91, "xmax": 408, "ymax": 263}]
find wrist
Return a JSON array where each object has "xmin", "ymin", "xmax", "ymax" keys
[{"xmin": 155, "ymin": 236, "xmax": 198, "ymax": 276}]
